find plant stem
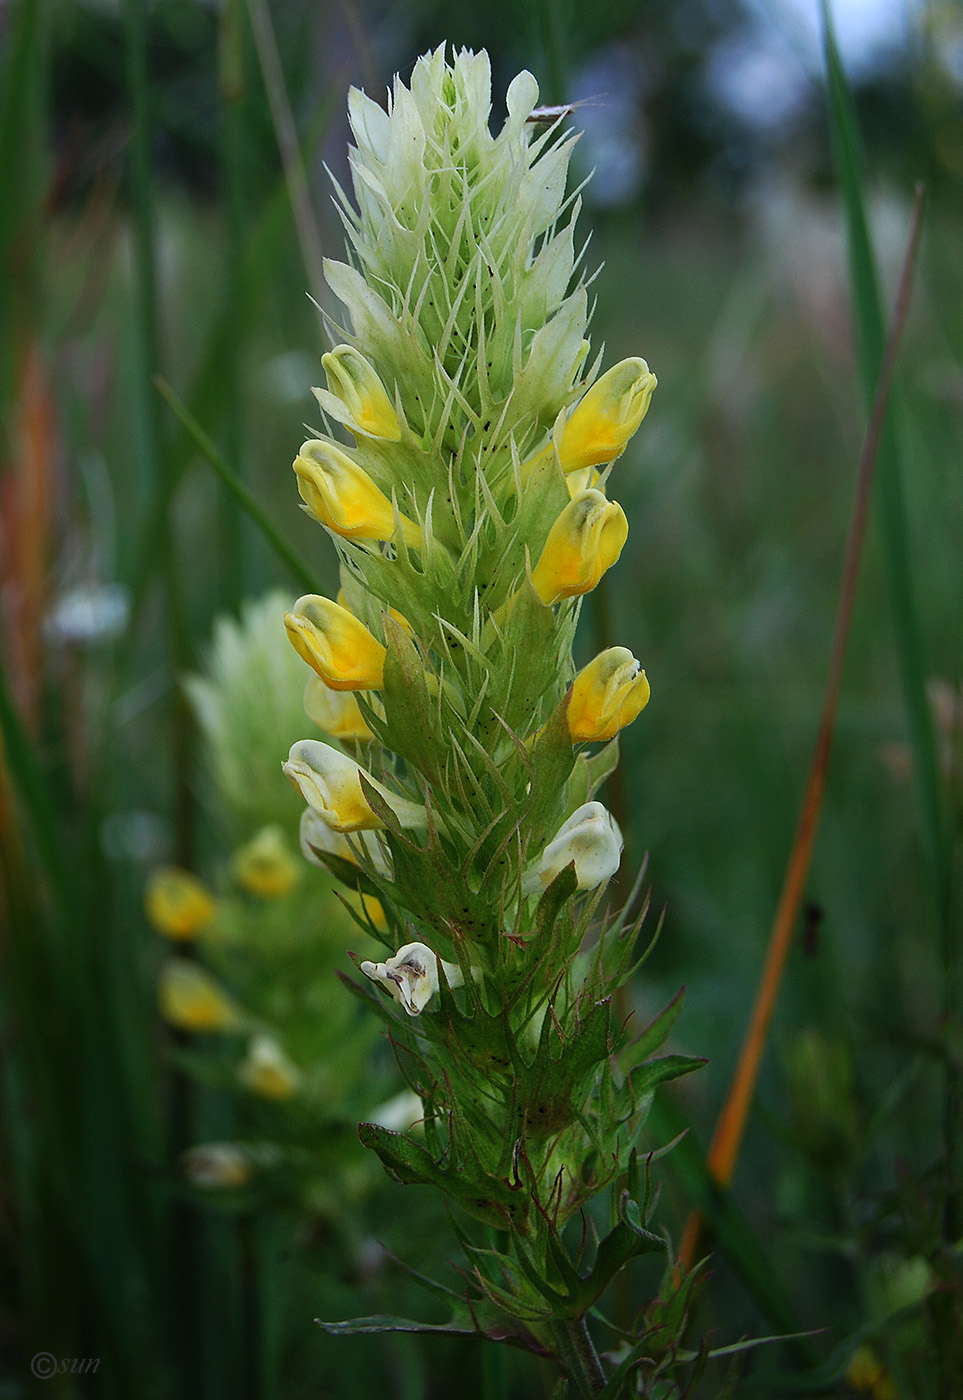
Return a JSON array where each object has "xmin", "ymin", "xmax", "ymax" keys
[
  {"xmin": 552, "ymin": 1316, "xmax": 606, "ymax": 1398},
  {"xmin": 153, "ymin": 375, "xmax": 320, "ymax": 594}
]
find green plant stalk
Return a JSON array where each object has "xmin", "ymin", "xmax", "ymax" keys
[
  {"xmin": 154, "ymin": 375, "xmax": 319, "ymax": 593},
  {"xmin": 551, "ymin": 1317, "xmax": 606, "ymax": 1398},
  {"xmin": 820, "ymin": 0, "xmax": 957, "ymax": 1228}
]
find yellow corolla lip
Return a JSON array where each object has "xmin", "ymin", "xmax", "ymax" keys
[
  {"xmin": 284, "ymin": 594, "xmax": 386, "ymax": 691},
  {"xmin": 530, "ymin": 489, "xmax": 628, "ymax": 604},
  {"xmin": 558, "ymin": 357, "xmax": 657, "ymax": 474},
  {"xmin": 294, "ymin": 439, "xmax": 420, "ymax": 546},
  {"xmin": 568, "ymin": 646, "xmax": 650, "ymax": 742}
]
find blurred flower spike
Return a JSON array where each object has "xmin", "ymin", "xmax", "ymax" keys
[
  {"xmin": 568, "ymin": 646, "xmax": 650, "ymax": 742},
  {"xmin": 360, "ymin": 942, "xmax": 463, "ymax": 1016},
  {"xmin": 145, "ymin": 867, "xmax": 216, "ymax": 941}
]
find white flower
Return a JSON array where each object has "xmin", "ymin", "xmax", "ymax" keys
[
  {"xmin": 360, "ymin": 941, "xmax": 463, "ymax": 1017},
  {"xmin": 522, "ymin": 801, "xmax": 623, "ymax": 895}
]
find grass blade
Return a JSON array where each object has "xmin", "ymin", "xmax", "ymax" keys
[{"xmin": 154, "ymin": 376, "xmax": 319, "ymax": 594}]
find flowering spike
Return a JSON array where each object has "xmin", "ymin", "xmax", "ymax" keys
[
  {"xmin": 558, "ymin": 357, "xmax": 657, "ymax": 473},
  {"xmin": 284, "ymin": 595, "xmax": 386, "ymax": 691},
  {"xmin": 530, "ymin": 489, "xmax": 629, "ymax": 603},
  {"xmin": 293, "ymin": 440, "xmax": 420, "ymax": 546},
  {"xmin": 568, "ymin": 646, "xmax": 650, "ymax": 743},
  {"xmin": 320, "ymin": 344, "xmax": 402, "ymax": 440}
]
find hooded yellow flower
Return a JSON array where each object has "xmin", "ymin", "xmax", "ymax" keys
[
  {"xmin": 283, "ymin": 739, "xmax": 427, "ymax": 833},
  {"xmin": 145, "ymin": 867, "xmax": 216, "ymax": 940},
  {"xmin": 568, "ymin": 646, "xmax": 650, "ymax": 742},
  {"xmin": 232, "ymin": 826, "xmax": 300, "ymax": 899},
  {"xmin": 159, "ymin": 960, "xmax": 245, "ymax": 1032},
  {"xmin": 530, "ymin": 489, "xmax": 628, "ymax": 604},
  {"xmin": 284, "ymin": 594, "xmax": 386, "ymax": 691},
  {"xmin": 303, "ymin": 676, "xmax": 375, "ymax": 742},
  {"xmin": 320, "ymin": 344, "xmax": 402, "ymax": 440},
  {"xmin": 558, "ymin": 358, "xmax": 656, "ymax": 473},
  {"xmin": 294, "ymin": 439, "xmax": 420, "ymax": 545}
]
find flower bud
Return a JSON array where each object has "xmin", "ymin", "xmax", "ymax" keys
[
  {"xmin": 159, "ymin": 960, "xmax": 245, "ymax": 1032},
  {"xmin": 558, "ymin": 358, "xmax": 656, "ymax": 473},
  {"xmin": 360, "ymin": 941, "xmax": 463, "ymax": 1016},
  {"xmin": 294, "ymin": 439, "xmax": 420, "ymax": 545},
  {"xmin": 238, "ymin": 1034, "xmax": 301, "ymax": 1100},
  {"xmin": 530, "ymin": 489, "xmax": 628, "ymax": 604},
  {"xmin": 522, "ymin": 801, "xmax": 623, "ymax": 894},
  {"xmin": 321, "ymin": 345, "xmax": 402, "ymax": 440},
  {"xmin": 145, "ymin": 867, "xmax": 216, "ymax": 940},
  {"xmin": 568, "ymin": 647, "xmax": 650, "ymax": 743},
  {"xmin": 233, "ymin": 826, "xmax": 299, "ymax": 899},
  {"xmin": 283, "ymin": 739, "xmax": 427, "ymax": 833},
  {"xmin": 304, "ymin": 676, "xmax": 374, "ymax": 742},
  {"xmin": 284, "ymin": 595, "xmax": 386, "ymax": 691}
]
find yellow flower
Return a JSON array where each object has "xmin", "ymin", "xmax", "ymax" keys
[
  {"xmin": 345, "ymin": 888, "xmax": 388, "ymax": 930},
  {"xmin": 233, "ymin": 826, "xmax": 299, "ymax": 899},
  {"xmin": 145, "ymin": 867, "xmax": 216, "ymax": 941},
  {"xmin": 846, "ymin": 1346, "xmax": 898, "ymax": 1400},
  {"xmin": 284, "ymin": 594, "xmax": 386, "ymax": 691},
  {"xmin": 159, "ymin": 960, "xmax": 245, "ymax": 1032},
  {"xmin": 558, "ymin": 358, "xmax": 656, "ymax": 473},
  {"xmin": 294, "ymin": 439, "xmax": 420, "ymax": 546},
  {"xmin": 530, "ymin": 489, "xmax": 628, "ymax": 604},
  {"xmin": 568, "ymin": 646, "xmax": 650, "ymax": 742},
  {"xmin": 238, "ymin": 1034, "xmax": 301, "ymax": 1100},
  {"xmin": 283, "ymin": 739, "xmax": 428, "ymax": 833},
  {"xmin": 321, "ymin": 344, "xmax": 402, "ymax": 440},
  {"xmin": 303, "ymin": 676, "xmax": 375, "ymax": 742}
]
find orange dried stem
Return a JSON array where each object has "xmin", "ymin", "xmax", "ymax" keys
[{"xmin": 679, "ymin": 183, "xmax": 926, "ymax": 1271}]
